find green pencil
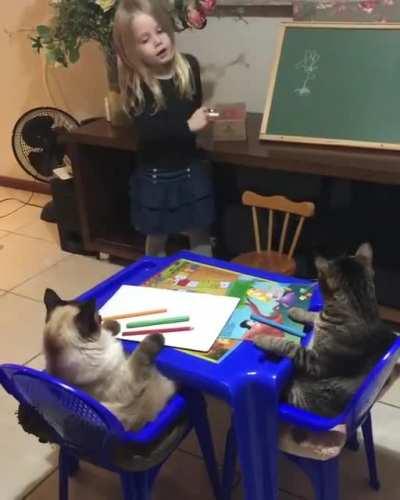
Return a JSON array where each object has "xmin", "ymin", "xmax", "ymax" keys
[{"xmin": 126, "ymin": 315, "xmax": 190, "ymax": 329}]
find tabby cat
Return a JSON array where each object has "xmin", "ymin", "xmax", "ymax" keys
[
  {"xmin": 43, "ymin": 288, "xmax": 176, "ymax": 430},
  {"xmin": 254, "ymin": 243, "xmax": 396, "ymax": 417}
]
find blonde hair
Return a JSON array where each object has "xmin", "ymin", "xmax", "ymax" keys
[{"xmin": 113, "ymin": 0, "xmax": 194, "ymax": 114}]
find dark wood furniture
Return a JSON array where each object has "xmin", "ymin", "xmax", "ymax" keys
[{"xmin": 60, "ymin": 113, "xmax": 400, "ymax": 321}]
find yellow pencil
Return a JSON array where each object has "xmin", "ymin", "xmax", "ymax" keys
[{"xmin": 102, "ymin": 308, "xmax": 167, "ymax": 322}]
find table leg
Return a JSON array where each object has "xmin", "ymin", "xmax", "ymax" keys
[{"xmin": 231, "ymin": 379, "xmax": 279, "ymax": 500}]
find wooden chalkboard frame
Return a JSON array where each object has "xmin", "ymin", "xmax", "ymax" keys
[{"xmin": 260, "ymin": 22, "xmax": 400, "ymax": 150}]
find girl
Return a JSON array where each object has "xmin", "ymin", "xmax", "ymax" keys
[{"xmin": 113, "ymin": 0, "xmax": 215, "ymax": 257}]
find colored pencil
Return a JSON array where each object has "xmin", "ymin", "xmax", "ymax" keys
[
  {"xmin": 122, "ymin": 326, "xmax": 193, "ymax": 337},
  {"xmin": 250, "ymin": 314, "xmax": 305, "ymax": 338},
  {"xmin": 102, "ymin": 308, "xmax": 167, "ymax": 322},
  {"xmin": 126, "ymin": 315, "xmax": 190, "ymax": 329}
]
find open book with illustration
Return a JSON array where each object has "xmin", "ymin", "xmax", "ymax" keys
[{"xmin": 144, "ymin": 259, "xmax": 316, "ymax": 363}]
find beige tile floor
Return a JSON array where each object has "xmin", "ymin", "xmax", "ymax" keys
[{"xmin": 0, "ymin": 187, "xmax": 399, "ymax": 499}]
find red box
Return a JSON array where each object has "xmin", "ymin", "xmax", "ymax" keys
[{"xmin": 212, "ymin": 102, "xmax": 247, "ymax": 141}]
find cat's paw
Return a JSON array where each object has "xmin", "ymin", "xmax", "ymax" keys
[
  {"xmin": 253, "ymin": 334, "xmax": 276, "ymax": 351},
  {"xmin": 103, "ymin": 319, "xmax": 120, "ymax": 336},
  {"xmin": 140, "ymin": 333, "xmax": 165, "ymax": 358},
  {"xmin": 288, "ymin": 307, "xmax": 304, "ymax": 322}
]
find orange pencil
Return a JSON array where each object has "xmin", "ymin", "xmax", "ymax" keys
[{"xmin": 102, "ymin": 308, "xmax": 167, "ymax": 322}]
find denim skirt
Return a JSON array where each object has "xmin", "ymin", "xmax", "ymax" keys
[{"xmin": 129, "ymin": 161, "xmax": 215, "ymax": 235}]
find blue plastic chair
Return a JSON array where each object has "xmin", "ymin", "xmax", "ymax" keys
[
  {"xmin": 222, "ymin": 335, "xmax": 400, "ymax": 500},
  {"xmin": 0, "ymin": 363, "xmax": 221, "ymax": 500}
]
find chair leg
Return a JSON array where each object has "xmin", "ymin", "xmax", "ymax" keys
[
  {"xmin": 286, "ymin": 455, "xmax": 339, "ymax": 500},
  {"xmin": 134, "ymin": 471, "xmax": 151, "ymax": 500},
  {"xmin": 222, "ymin": 426, "xmax": 237, "ymax": 500},
  {"xmin": 120, "ymin": 472, "xmax": 135, "ymax": 500},
  {"xmin": 67, "ymin": 455, "xmax": 80, "ymax": 477},
  {"xmin": 346, "ymin": 431, "xmax": 360, "ymax": 452},
  {"xmin": 187, "ymin": 391, "xmax": 221, "ymax": 499},
  {"xmin": 314, "ymin": 458, "xmax": 340, "ymax": 500},
  {"xmin": 361, "ymin": 412, "xmax": 380, "ymax": 491},
  {"xmin": 58, "ymin": 449, "xmax": 70, "ymax": 500}
]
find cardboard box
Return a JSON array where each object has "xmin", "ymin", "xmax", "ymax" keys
[{"xmin": 212, "ymin": 102, "xmax": 247, "ymax": 141}]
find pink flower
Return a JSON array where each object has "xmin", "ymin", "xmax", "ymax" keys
[
  {"xmin": 358, "ymin": 0, "xmax": 378, "ymax": 13},
  {"xmin": 199, "ymin": 0, "xmax": 216, "ymax": 15},
  {"xmin": 335, "ymin": 2, "xmax": 347, "ymax": 12},
  {"xmin": 186, "ymin": 5, "xmax": 207, "ymax": 29}
]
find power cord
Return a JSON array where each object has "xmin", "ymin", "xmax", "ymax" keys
[{"xmin": 0, "ymin": 192, "xmax": 42, "ymax": 219}]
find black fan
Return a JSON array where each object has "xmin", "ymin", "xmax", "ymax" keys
[{"xmin": 12, "ymin": 107, "xmax": 79, "ymax": 221}]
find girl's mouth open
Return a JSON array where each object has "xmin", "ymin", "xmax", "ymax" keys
[{"xmin": 157, "ymin": 48, "xmax": 167, "ymax": 58}]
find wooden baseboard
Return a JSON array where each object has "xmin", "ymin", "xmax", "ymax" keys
[
  {"xmin": 379, "ymin": 305, "xmax": 400, "ymax": 326},
  {"xmin": 0, "ymin": 176, "xmax": 51, "ymax": 195}
]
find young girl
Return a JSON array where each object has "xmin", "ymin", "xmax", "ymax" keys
[{"xmin": 113, "ymin": 0, "xmax": 215, "ymax": 257}]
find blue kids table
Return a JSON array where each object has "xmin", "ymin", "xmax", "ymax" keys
[{"xmin": 78, "ymin": 251, "xmax": 321, "ymax": 500}]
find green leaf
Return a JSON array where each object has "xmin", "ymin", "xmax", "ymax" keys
[
  {"xmin": 68, "ymin": 45, "xmax": 80, "ymax": 63},
  {"xmin": 30, "ymin": 36, "xmax": 43, "ymax": 53},
  {"xmin": 46, "ymin": 49, "xmax": 57, "ymax": 64},
  {"xmin": 36, "ymin": 25, "xmax": 51, "ymax": 37}
]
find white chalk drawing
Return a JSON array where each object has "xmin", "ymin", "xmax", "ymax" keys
[{"xmin": 294, "ymin": 50, "xmax": 320, "ymax": 96}]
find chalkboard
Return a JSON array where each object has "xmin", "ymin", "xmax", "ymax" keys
[{"xmin": 260, "ymin": 23, "xmax": 400, "ymax": 150}]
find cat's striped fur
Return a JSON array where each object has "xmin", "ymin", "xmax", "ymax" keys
[{"xmin": 255, "ymin": 243, "xmax": 396, "ymax": 417}]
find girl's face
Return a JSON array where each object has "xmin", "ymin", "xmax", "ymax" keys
[{"xmin": 132, "ymin": 13, "xmax": 174, "ymax": 72}]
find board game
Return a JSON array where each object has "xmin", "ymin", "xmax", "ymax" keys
[{"xmin": 144, "ymin": 259, "xmax": 316, "ymax": 363}]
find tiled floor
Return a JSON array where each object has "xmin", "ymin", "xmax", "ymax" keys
[{"xmin": 0, "ymin": 186, "xmax": 399, "ymax": 499}]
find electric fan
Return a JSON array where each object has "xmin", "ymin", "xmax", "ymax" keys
[{"xmin": 11, "ymin": 107, "xmax": 79, "ymax": 221}]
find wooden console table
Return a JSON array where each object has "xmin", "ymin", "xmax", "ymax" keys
[
  {"xmin": 61, "ymin": 113, "xmax": 400, "ymax": 322},
  {"xmin": 61, "ymin": 112, "xmax": 400, "ymax": 255}
]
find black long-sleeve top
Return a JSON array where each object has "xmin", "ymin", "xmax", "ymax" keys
[{"xmin": 131, "ymin": 54, "xmax": 202, "ymax": 171}]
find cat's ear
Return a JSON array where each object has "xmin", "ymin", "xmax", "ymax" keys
[
  {"xmin": 43, "ymin": 288, "xmax": 63, "ymax": 315},
  {"xmin": 355, "ymin": 242, "xmax": 373, "ymax": 267},
  {"xmin": 75, "ymin": 298, "xmax": 99, "ymax": 339},
  {"xmin": 314, "ymin": 255, "xmax": 329, "ymax": 275}
]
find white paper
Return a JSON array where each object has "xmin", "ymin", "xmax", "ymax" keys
[{"xmin": 99, "ymin": 285, "xmax": 239, "ymax": 352}]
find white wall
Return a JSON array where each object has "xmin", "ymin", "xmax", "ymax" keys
[
  {"xmin": 2, "ymin": 8, "xmax": 289, "ymax": 180},
  {"xmin": 1, "ymin": 1, "xmax": 108, "ymax": 180},
  {"xmin": 177, "ymin": 17, "xmax": 290, "ymax": 112}
]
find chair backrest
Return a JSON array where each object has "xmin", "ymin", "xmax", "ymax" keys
[
  {"xmin": 279, "ymin": 335, "xmax": 400, "ymax": 432},
  {"xmin": 0, "ymin": 364, "xmax": 124, "ymax": 461},
  {"xmin": 241, "ymin": 191, "xmax": 315, "ymax": 258},
  {"xmin": 345, "ymin": 335, "xmax": 400, "ymax": 430}
]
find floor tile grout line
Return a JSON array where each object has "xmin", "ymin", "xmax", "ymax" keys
[
  {"xmin": 5, "ymin": 253, "xmax": 73, "ymax": 295},
  {"xmin": 176, "ymin": 448, "xmax": 307, "ymax": 498},
  {"xmin": 377, "ymin": 400, "xmax": 400, "ymax": 411},
  {"xmin": 8, "ymin": 290, "xmax": 43, "ymax": 303},
  {"xmin": 23, "ymin": 352, "xmax": 43, "ymax": 367},
  {"xmin": 11, "ymin": 230, "xmax": 60, "ymax": 245},
  {"xmin": 21, "ymin": 467, "xmax": 58, "ymax": 500},
  {"xmin": 279, "ymin": 488, "xmax": 308, "ymax": 500},
  {"xmin": 2, "ymin": 228, "xmax": 60, "ymax": 246}
]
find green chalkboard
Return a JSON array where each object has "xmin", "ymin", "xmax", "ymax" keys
[{"xmin": 260, "ymin": 23, "xmax": 400, "ymax": 150}]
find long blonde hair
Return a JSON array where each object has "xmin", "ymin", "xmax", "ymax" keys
[{"xmin": 113, "ymin": 0, "xmax": 194, "ymax": 114}]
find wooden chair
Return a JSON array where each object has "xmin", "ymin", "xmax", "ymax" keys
[{"xmin": 231, "ymin": 191, "xmax": 315, "ymax": 275}]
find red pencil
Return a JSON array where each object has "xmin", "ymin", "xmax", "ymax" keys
[{"xmin": 122, "ymin": 326, "xmax": 193, "ymax": 337}]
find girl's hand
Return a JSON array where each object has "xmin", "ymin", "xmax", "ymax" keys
[{"xmin": 187, "ymin": 106, "xmax": 210, "ymax": 133}]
